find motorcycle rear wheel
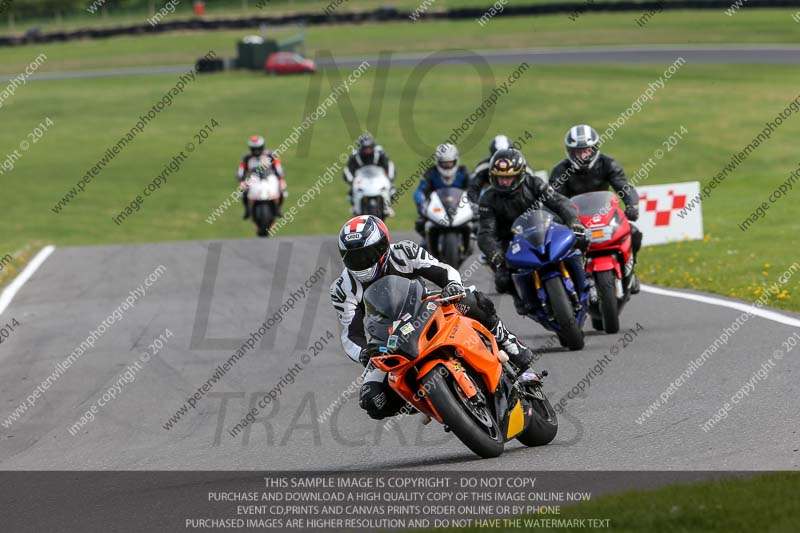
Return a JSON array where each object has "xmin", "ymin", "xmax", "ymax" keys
[
  {"xmin": 422, "ymin": 366, "xmax": 504, "ymax": 459},
  {"xmin": 516, "ymin": 389, "xmax": 558, "ymax": 447}
]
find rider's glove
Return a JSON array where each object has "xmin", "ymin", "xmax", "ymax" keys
[
  {"xmin": 441, "ymin": 281, "xmax": 466, "ymax": 300},
  {"xmin": 489, "ymin": 251, "xmax": 505, "ymax": 271},
  {"xmin": 570, "ymin": 220, "xmax": 587, "ymax": 234},
  {"xmin": 570, "ymin": 220, "xmax": 589, "ymax": 252},
  {"xmin": 494, "ymin": 266, "xmax": 512, "ymax": 294},
  {"xmin": 358, "ymin": 348, "xmax": 371, "ymax": 367},
  {"xmin": 625, "ymin": 206, "xmax": 640, "ymax": 222}
]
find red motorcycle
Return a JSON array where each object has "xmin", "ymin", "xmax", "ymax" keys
[{"xmin": 573, "ymin": 191, "xmax": 635, "ymax": 334}]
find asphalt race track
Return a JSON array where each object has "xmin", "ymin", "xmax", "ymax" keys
[
  {"xmin": 3, "ymin": 45, "xmax": 800, "ymax": 83},
  {"xmin": 1, "ymin": 235, "xmax": 798, "ymax": 472}
]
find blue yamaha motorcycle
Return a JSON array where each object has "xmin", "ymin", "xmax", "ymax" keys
[{"xmin": 505, "ymin": 209, "xmax": 588, "ymax": 350}]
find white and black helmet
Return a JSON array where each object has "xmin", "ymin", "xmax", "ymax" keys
[
  {"xmin": 489, "ymin": 134, "xmax": 512, "ymax": 156},
  {"xmin": 565, "ymin": 124, "xmax": 600, "ymax": 170},
  {"xmin": 435, "ymin": 143, "xmax": 460, "ymax": 183}
]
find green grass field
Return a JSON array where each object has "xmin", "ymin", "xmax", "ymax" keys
[
  {"xmin": 441, "ymin": 472, "xmax": 800, "ymax": 533},
  {"xmin": 2, "ymin": 59, "xmax": 799, "ymax": 310},
  {"xmin": 1, "ymin": 9, "xmax": 800, "ymax": 75},
  {"xmin": 0, "ymin": 0, "xmax": 737, "ymax": 35},
  {"xmin": 0, "ymin": 0, "xmax": 549, "ymax": 35}
]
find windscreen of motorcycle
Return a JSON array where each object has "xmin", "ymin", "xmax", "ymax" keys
[
  {"xmin": 572, "ymin": 191, "xmax": 616, "ymax": 217},
  {"xmin": 354, "ymin": 165, "xmax": 387, "ymax": 181},
  {"xmin": 364, "ymin": 275, "xmax": 431, "ymax": 357},
  {"xmin": 436, "ymin": 187, "xmax": 464, "ymax": 212},
  {"xmin": 511, "ymin": 209, "xmax": 555, "ymax": 247},
  {"xmin": 247, "ymin": 173, "xmax": 281, "ymax": 201}
]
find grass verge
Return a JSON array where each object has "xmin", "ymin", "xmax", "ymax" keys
[
  {"xmin": 0, "ymin": 242, "xmax": 46, "ymax": 289},
  {"xmin": 440, "ymin": 472, "xmax": 800, "ymax": 533}
]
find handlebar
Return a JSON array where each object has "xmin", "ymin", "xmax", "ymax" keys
[{"xmin": 422, "ymin": 291, "xmax": 466, "ymax": 304}]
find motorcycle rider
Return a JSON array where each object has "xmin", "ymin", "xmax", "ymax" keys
[
  {"xmin": 478, "ymin": 148, "xmax": 586, "ymax": 315},
  {"xmin": 549, "ymin": 125, "xmax": 641, "ymax": 293},
  {"xmin": 413, "ymin": 143, "xmax": 471, "ymax": 240},
  {"xmin": 237, "ymin": 135, "xmax": 286, "ymax": 219},
  {"xmin": 343, "ymin": 133, "xmax": 396, "ymax": 208},
  {"xmin": 331, "ymin": 215, "xmax": 539, "ymax": 420}
]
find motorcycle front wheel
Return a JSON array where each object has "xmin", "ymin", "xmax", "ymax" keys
[
  {"xmin": 543, "ymin": 276, "xmax": 584, "ymax": 350},
  {"xmin": 595, "ymin": 270, "xmax": 620, "ymax": 334},
  {"xmin": 422, "ymin": 366, "xmax": 504, "ymax": 459},
  {"xmin": 252, "ymin": 202, "xmax": 275, "ymax": 237},
  {"xmin": 362, "ymin": 197, "xmax": 384, "ymax": 219},
  {"xmin": 440, "ymin": 231, "xmax": 462, "ymax": 268}
]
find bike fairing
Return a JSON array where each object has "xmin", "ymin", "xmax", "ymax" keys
[{"xmin": 505, "ymin": 209, "xmax": 589, "ymax": 334}]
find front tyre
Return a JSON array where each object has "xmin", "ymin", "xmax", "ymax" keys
[
  {"xmin": 252, "ymin": 202, "xmax": 274, "ymax": 238},
  {"xmin": 544, "ymin": 276, "xmax": 584, "ymax": 350},
  {"xmin": 516, "ymin": 389, "xmax": 558, "ymax": 447},
  {"xmin": 422, "ymin": 366, "xmax": 504, "ymax": 459},
  {"xmin": 363, "ymin": 197, "xmax": 384, "ymax": 219},
  {"xmin": 595, "ymin": 270, "xmax": 620, "ymax": 334},
  {"xmin": 441, "ymin": 231, "xmax": 462, "ymax": 268}
]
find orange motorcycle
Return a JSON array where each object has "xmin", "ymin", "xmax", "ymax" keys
[{"xmin": 364, "ymin": 275, "xmax": 558, "ymax": 458}]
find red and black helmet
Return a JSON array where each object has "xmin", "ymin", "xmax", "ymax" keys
[{"xmin": 338, "ymin": 215, "xmax": 391, "ymax": 283}]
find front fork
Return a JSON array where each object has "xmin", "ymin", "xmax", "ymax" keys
[{"xmin": 535, "ymin": 257, "xmax": 585, "ymax": 317}]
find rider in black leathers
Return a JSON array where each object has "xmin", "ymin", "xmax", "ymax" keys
[
  {"xmin": 549, "ymin": 124, "xmax": 641, "ymax": 293},
  {"xmin": 477, "ymin": 148, "xmax": 586, "ymax": 314}
]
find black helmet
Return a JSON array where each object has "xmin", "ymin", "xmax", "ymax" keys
[
  {"xmin": 357, "ymin": 133, "xmax": 377, "ymax": 159},
  {"xmin": 565, "ymin": 124, "xmax": 600, "ymax": 170},
  {"xmin": 488, "ymin": 134, "xmax": 512, "ymax": 156},
  {"xmin": 488, "ymin": 148, "xmax": 526, "ymax": 193}
]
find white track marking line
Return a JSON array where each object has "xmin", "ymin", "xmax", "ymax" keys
[
  {"xmin": 0, "ymin": 246, "xmax": 56, "ymax": 317},
  {"xmin": 641, "ymin": 284, "xmax": 800, "ymax": 328}
]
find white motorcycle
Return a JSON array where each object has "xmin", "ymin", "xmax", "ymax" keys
[
  {"xmin": 351, "ymin": 165, "xmax": 393, "ymax": 220},
  {"xmin": 244, "ymin": 170, "xmax": 282, "ymax": 237},
  {"xmin": 423, "ymin": 187, "xmax": 474, "ymax": 268}
]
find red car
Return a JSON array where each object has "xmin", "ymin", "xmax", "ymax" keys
[{"xmin": 264, "ymin": 52, "xmax": 316, "ymax": 75}]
